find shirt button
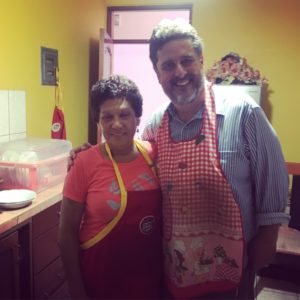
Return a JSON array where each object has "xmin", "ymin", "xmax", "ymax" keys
[{"xmin": 167, "ymin": 183, "xmax": 173, "ymax": 192}]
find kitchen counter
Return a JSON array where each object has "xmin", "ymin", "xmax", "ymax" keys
[{"xmin": 0, "ymin": 183, "xmax": 63, "ymax": 235}]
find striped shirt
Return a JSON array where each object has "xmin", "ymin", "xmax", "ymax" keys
[{"xmin": 142, "ymin": 86, "xmax": 289, "ymax": 242}]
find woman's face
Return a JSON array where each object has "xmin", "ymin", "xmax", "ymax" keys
[{"xmin": 98, "ymin": 98, "xmax": 139, "ymax": 151}]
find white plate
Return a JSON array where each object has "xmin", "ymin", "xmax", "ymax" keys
[{"xmin": 0, "ymin": 189, "xmax": 36, "ymax": 209}]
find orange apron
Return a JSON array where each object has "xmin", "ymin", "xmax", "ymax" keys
[
  {"xmin": 80, "ymin": 141, "xmax": 163, "ymax": 299},
  {"xmin": 156, "ymin": 85, "xmax": 245, "ymax": 299}
]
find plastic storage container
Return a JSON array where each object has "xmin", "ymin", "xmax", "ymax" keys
[{"xmin": 0, "ymin": 138, "xmax": 72, "ymax": 192}]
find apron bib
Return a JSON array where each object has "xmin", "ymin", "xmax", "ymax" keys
[
  {"xmin": 157, "ymin": 85, "xmax": 245, "ymax": 299},
  {"xmin": 80, "ymin": 141, "xmax": 163, "ymax": 299}
]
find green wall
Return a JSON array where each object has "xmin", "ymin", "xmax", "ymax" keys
[
  {"xmin": 1, "ymin": 0, "xmax": 299, "ymax": 162},
  {"xmin": 0, "ymin": 0, "xmax": 106, "ymax": 148}
]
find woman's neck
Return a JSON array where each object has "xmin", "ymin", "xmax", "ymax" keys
[{"xmin": 102, "ymin": 142, "xmax": 139, "ymax": 163}]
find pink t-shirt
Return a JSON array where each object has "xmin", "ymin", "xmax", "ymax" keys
[{"xmin": 63, "ymin": 141, "xmax": 159, "ymax": 243}]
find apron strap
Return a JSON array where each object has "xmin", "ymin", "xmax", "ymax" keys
[{"xmin": 81, "ymin": 140, "xmax": 156, "ymax": 249}]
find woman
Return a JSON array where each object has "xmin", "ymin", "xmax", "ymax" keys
[{"xmin": 58, "ymin": 75, "xmax": 163, "ymax": 299}]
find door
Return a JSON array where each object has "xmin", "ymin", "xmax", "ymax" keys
[
  {"xmin": 108, "ymin": 7, "xmax": 191, "ymax": 136},
  {"xmin": 88, "ymin": 29, "xmax": 113, "ymax": 145},
  {"xmin": 99, "ymin": 28, "xmax": 113, "ymax": 80},
  {"xmin": 97, "ymin": 29, "xmax": 113, "ymax": 143}
]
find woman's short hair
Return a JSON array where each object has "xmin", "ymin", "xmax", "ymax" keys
[
  {"xmin": 90, "ymin": 75, "xmax": 143, "ymax": 123},
  {"xmin": 149, "ymin": 18, "xmax": 204, "ymax": 67}
]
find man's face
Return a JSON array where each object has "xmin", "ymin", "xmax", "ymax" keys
[{"xmin": 154, "ymin": 38, "xmax": 204, "ymax": 106}]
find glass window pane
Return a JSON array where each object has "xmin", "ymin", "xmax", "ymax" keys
[{"xmin": 111, "ymin": 10, "xmax": 190, "ymax": 40}]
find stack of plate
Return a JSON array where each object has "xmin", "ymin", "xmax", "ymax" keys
[{"xmin": 0, "ymin": 189, "xmax": 36, "ymax": 209}]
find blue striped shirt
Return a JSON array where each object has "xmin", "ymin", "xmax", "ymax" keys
[{"xmin": 142, "ymin": 87, "xmax": 289, "ymax": 242}]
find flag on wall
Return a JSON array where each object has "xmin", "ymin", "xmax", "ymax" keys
[{"xmin": 51, "ymin": 68, "xmax": 66, "ymax": 139}]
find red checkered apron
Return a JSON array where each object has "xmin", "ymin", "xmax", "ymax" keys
[{"xmin": 157, "ymin": 84, "xmax": 245, "ymax": 299}]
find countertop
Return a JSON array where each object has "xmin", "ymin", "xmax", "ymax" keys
[{"xmin": 0, "ymin": 183, "xmax": 63, "ymax": 235}]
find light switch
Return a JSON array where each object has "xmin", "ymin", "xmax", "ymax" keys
[{"xmin": 41, "ymin": 47, "xmax": 58, "ymax": 85}]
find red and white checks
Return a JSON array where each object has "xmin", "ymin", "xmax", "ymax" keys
[{"xmin": 157, "ymin": 83, "xmax": 245, "ymax": 298}]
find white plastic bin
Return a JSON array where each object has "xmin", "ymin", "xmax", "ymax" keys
[{"xmin": 0, "ymin": 138, "xmax": 72, "ymax": 192}]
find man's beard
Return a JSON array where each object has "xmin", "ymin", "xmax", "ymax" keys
[
  {"xmin": 173, "ymin": 88, "xmax": 200, "ymax": 105},
  {"xmin": 171, "ymin": 75, "xmax": 204, "ymax": 105}
]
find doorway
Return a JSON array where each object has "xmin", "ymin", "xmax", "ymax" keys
[{"xmin": 108, "ymin": 5, "xmax": 192, "ymax": 137}]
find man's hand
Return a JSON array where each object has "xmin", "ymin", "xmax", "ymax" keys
[
  {"xmin": 247, "ymin": 224, "xmax": 280, "ymax": 272},
  {"xmin": 67, "ymin": 143, "xmax": 92, "ymax": 171}
]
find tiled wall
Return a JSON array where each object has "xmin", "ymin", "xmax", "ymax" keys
[{"xmin": 0, "ymin": 90, "xmax": 26, "ymax": 143}]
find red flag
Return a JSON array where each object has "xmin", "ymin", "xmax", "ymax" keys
[
  {"xmin": 51, "ymin": 105, "xmax": 66, "ymax": 139},
  {"xmin": 51, "ymin": 68, "xmax": 66, "ymax": 139}
]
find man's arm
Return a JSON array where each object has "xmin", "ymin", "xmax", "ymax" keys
[
  {"xmin": 247, "ymin": 224, "xmax": 280, "ymax": 272},
  {"xmin": 141, "ymin": 102, "xmax": 168, "ymax": 142},
  {"xmin": 246, "ymin": 107, "xmax": 289, "ymax": 271},
  {"xmin": 67, "ymin": 143, "xmax": 91, "ymax": 171}
]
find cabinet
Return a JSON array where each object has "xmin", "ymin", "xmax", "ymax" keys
[
  {"xmin": 0, "ymin": 222, "xmax": 31, "ymax": 299},
  {"xmin": 32, "ymin": 201, "xmax": 67, "ymax": 299},
  {"xmin": 0, "ymin": 201, "xmax": 67, "ymax": 299},
  {"xmin": 0, "ymin": 230, "xmax": 20, "ymax": 299}
]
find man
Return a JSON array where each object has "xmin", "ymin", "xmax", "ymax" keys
[
  {"xmin": 70, "ymin": 19, "xmax": 289, "ymax": 299},
  {"xmin": 141, "ymin": 18, "xmax": 288, "ymax": 299}
]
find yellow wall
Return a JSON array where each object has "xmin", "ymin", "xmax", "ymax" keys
[
  {"xmin": 0, "ymin": 0, "xmax": 106, "ymax": 148},
  {"xmin": 1, "ymin": 0, "xmax": 299, "ymax": 161},
  {"xmin": 106, "ymin": 0, "xmax": 300, "ymax": 162}
]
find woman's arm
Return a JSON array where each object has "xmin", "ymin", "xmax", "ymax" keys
[{"xmin": 58, "ymin": 197, "xmax": 88, "ymax": 299}]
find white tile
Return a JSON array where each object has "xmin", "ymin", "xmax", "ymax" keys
[
  {"xmin": 257, "ymin": 289, "xmax": 298, "ymax": 300},
  {"xmin": 0, "ymin": 90, "xmax": 9, "ymax": 136},
  {"xmin": 9, "ymin": 132, "xmax": 26, "ymax": 141},
  {"xmin": 0, "ymin": 135, "xmax": 9, "ymax": 143},
  {"xmin": 9, "ymin": 90, "xmax": 26, "ymax": 134}
]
